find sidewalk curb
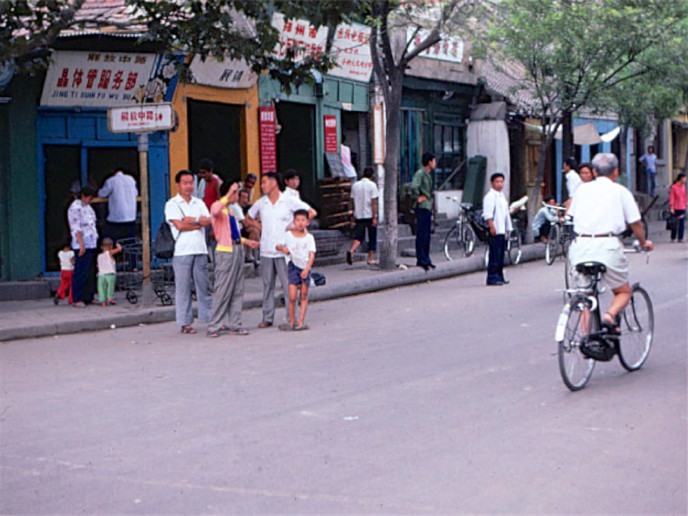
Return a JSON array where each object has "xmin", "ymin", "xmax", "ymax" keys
[{"xmin": 1, "ymin": 245, "xmax": 546, "ymax": 342}]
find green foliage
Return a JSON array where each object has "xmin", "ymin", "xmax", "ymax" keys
[{"xmin": 0, "ymin": 0, "xmax": 361, "ymax": 90}]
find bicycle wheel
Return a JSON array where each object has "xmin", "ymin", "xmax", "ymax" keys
[
  {"xmin": 443, "ymin": 225, "xmax": 461, "ymax": 261},
  {"xmin": 557, "ymin": 297, "xmax": 596, "ymax": 391},
  {"xmin": 545, "ymin": 225, "xmax": 559, "ymax": 265},
  {"xmin": 508, "ymin": 232, "xmax": 521, "ymax": 265},
  {"xmin": 618, "ymin": 285, "xmax": 654, "ymax": 371},
  {"xmin": 463, "ymin": 225, "xmax": 476, "ymax": 257}
]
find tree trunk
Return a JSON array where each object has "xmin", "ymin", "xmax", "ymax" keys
[
  {"xmin": 562, "ymin": 110, "xmax": 574, "ymax": 163},
  {"xmin": 524, "ymin": 137, "xmax": 552, "ymax": 244},
  {"xmin": 379, "ymin": 84, "xmax": 403, "ymax": 270}
]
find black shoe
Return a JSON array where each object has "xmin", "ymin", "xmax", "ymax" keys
[
  {"xmin": 501, "ymin": 278, "xmax": 510, "ymax": 284},
  {"xmin": 53, "ymin": 296, "xmax": 59, "ymax": 305},
  {"xmin": 346, "ymin": 251, "xmax": 353, "ymax": 265},
  {"xmin": 428, "ymin": 263, "xmax": 436, "ymax": 269},
  {"xmin": 420, "ymin": 264, "xmax": 430, "ymax": 272},
  {"xmin": 486, "ymin": 281, "xmax": 504, "ymax": 286}
]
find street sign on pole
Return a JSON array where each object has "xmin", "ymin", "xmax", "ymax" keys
[
  {"xmin": 107, "ymin": 103, "xmax": 175, "ymax": 307},
  {"xmin": 108, "ymin": 103, "xmax": 175, "ymax": 133}
]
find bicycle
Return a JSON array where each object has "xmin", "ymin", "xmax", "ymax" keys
[
  {"xmin": 443, "ymin": 201, "xmax": 478, "ymax": 261},
  {"xmin": 555, "ymin": 243, "xmax": 653, "ymax": 391},
  {"xmin": 545, "ymin": 205, "xmax": 574, "ymax": 266},
  {"xmin": 483, "ymin": 219, "xmax": 522, "ymax": 268}
]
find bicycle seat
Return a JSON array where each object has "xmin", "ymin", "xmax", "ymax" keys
[
  {"xmin": 576, "ymin": 261, "xmax": 606, "ymax": 275},
  {"xmin": 460, "ymin": 202, "xmax": 473, "ymax": 210}
]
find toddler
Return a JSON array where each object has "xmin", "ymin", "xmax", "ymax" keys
[
  {"xmin": 54, "ymin": 243, "xmax": 75, "ymax": 305},
  {"xmin": 97, "ymin": 238, "xmax": 122, "ymax": 306}
]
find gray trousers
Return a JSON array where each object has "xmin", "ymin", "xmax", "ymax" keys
[
  {"xmin": 260, "ymin": 256, "xmax": 288, "ymax": 324},
  {"xmin": 208, "ymin": 247, "xmax": 245, "ymax": 331},
  {"xmin": 172, "ymin": 254, "xmax": 212, "ymax": 327}
]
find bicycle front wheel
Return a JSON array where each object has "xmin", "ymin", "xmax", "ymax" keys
[
  {"xmin": 463, "ymin": 225, "xmax": 476, "ymax": 257},
  {"xmin": 618, "ymin": 286, "xmax": 654, "ymax": 371},
  {"xmin": 443, "ymin": 226, "xmax": 460, "ymax": 261},
  {"xmin": 557, "ymin": 298, "xmax": 596, "ymax": 391},
  {"xmin": 545, "ymin": 225, "xmax": 559, "ymax": 265},
  {"xmin": 508, "ymin": 233, "xmax": 521, "ymax": 265}
]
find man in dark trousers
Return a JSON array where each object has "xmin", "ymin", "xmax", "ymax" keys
[
  {"xmin": 410, "ymin": 152, "xmax": 436, "ymax": 271},
  {"xmin": 483, "ymin": 172, "xmax": 512, "ymax": 286}
]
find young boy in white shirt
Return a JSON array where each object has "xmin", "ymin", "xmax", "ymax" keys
[
  {"xmin": 275, "ymin": 210, "xmax": 316, "ymax": 331},
  {"xmin": 54, "ymin": 243, "xmax": 75, "ymax": 305}
]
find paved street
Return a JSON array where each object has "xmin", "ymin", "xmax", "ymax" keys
[{"xmin": 1, "ymin": 243, "xmax": 686, "ymax": 513}]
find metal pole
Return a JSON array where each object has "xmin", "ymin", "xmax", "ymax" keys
[{"xmin": 138, "ymin": 132, "xmax": 154, "ymax": 306}]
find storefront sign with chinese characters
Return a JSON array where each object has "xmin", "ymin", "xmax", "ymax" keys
[
  {"xmin": 40, "ymin": 51, "xmax": 173, "ymax": 107},
  {"xmin": 272, "ymin": 12, "xmax": 328, "ymax": 62},
  {"xmin": 373, "ymin": 105, "xmax": 385, "ymax": 164},
  {"xmin": 329, "ymin": 22, "xmax": 373, "ymax": 83},
  {"xmin": 324, "ymin": 115, "xmax": 338, "ymax": 153},
  {"xmin": 108, "ymin": 103, "xmax": 175, "ymax": 133},
  {"xmin": 259, "ymin": 106, "xmax": 278, "ymax": 173},
  {"xmin": 406, "ymin": 28, "xmax": 464, "ymax": 64},
  {"xmin": 189, "ymin": 55, "xmax": 258, "ymax": 89}
]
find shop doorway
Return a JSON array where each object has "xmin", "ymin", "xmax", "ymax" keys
[
  {"xmin": 275, "ymin": 102, "xmax": 316, "ymax": 205},
  {"xmin": 188, "ymin": 99, "xmax": 242, "ymax": 182}
]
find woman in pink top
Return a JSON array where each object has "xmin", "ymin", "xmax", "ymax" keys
[{"xmin": 669, "ymin": 173, "xmax": 686, "ymax": 242}]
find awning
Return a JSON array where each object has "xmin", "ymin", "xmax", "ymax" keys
[{"xmin": 523, "ymin": 121, "xmax": 620, "ymax": 145}]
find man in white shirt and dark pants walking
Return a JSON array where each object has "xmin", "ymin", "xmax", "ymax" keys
[
  {"xmin": 98, "ymin": 167, "xmax": 138, "ymax": 242},
  {"xmin": 347, "ymin": 166, "xmax": 379, "ymax": 265},
  {"xmin": 165, "ymin": 170, "xmax": 213, "ymax": 334},
  {"xmin": 483, "ymin": 172, "xmax": 512, "ymax": 286},
  {"xmin": 568, "ymin": 153, "xmax": 653, "ymax": 331},
  {"xmin": 246, "ymin": 172, "xmax": 316, "ymax": 328}
]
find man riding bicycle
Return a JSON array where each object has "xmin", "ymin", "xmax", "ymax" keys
[{"xmin": 567, "ymin": 153, "xmax": 654, "ymax": 333}]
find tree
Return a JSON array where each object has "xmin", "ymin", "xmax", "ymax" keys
[
  {"xmin": 482, "ymin": 0, "xmax": 688, "ymax": 243},
  {"xmin": 0, "ymin": 0, "xmax": 358, "ymax": 90},
  {"xmin": 367, "ymin": 0, "xmax": 477, "ymax": 270}
]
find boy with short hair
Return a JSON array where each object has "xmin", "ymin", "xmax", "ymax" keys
[
  {"xmin": 97, "ymin": 237, "xmax": 122, "ymax": 306},
  {"xmin": 275, "ymin": 209, "xmax": 316, "ymax": 331},
  {"xmin": 54, "ymin": 243, "xmax": 75, "ymax": 305}
]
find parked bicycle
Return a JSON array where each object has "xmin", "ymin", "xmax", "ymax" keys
[
  {"xmin": 545, "ymin": 205, "xmax": 574, "ymax": 265},
  {"xmin": 556, "ymin": 243, "xmax": 653, "ymax": 391},
  {"xmin": 443, "ymin": 201, "xmax": 478, "ymax": 261},
  {"xmin": 483, "ymin": 219, "xmax": 522, "ymax": 267}
]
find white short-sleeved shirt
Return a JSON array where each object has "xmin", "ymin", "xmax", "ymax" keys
[
  {"xmin": 351, "ymin": 177, "xmax": 379, "ymax": 219},
  {"xmin": 639, "ymin": 153, "xmax": 658, "ymax": 173},
  {"xmin": 284, "ymin": 187, "xmax": 300, "ymax": 199},
  {"xmin": 98, "ymin": 171, "xmax": 138, "ymax": 223},
  {"xmin": 483, "ymin": 188, "xmax": 513, "ymax": 235},
  {"xmin": 568, "ymin": 176, "xmax": 641, "ymax": 235},
  {"xmin": 282, "ymin": 231, "xmax": 316, "ymax": 270},
  {"xmin": 566, "ymin": 171, "xmax": 582, "ymax": 199},
  {"xmin": 230, "ymin": 202, "xmax": 245, "ymax": 222},
  {"xmin": 248, "ymin": 192, "xmax": 310, "ymax": 258},
  {"xmin": 58, "ymin": 250, "xmax": 75, "ymax": 271},
  {"xmin": 164, "ymin": 194, "xmax": 210, "ymax": 256},
  {"xmin": 97, "ymin": 251, "xmax": 116, "ymax": 276}
]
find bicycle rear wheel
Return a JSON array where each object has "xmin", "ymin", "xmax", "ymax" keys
[
  {"xmin": 557, "ymin": 297, "xmax": 596, "ymax": 391},
  {"xmin": 508, "ymin": 232, "xmax": 521, "ymax": 265},
  {"xmin": 463, "ymin": 225, "xmax": 476, "ymax": 257},
  {"xmin": 545, "ymin": 225, "xmax": 559, "ymax": 265},
  {"xmin": 618, "ymin": 285, "xmax": 654, "ymax": 371},
  {"xmin": 443, "ymin": 225, "xmax": 460, "ymax": 261}
]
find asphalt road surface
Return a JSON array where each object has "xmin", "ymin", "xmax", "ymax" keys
[{"xmin": 1, "ymin": 243, "xmax": 686, "ymax": 513}]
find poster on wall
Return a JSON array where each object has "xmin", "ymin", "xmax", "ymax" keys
[
  {"xmin": 259, "ymin": 106, "xmax": 278, "ymax": 173},
  {"xmin": 405, "ymin": 28, "xmax": 464, "ymax": 63},
  {"xmin": 329, "ymin": 22, "xmax": 373, "ymax": 82},
  {"xmin": 324, "ymin": 115, "xmax": 338, "ymax": 153},
  {"xmin": 188, "ymin": 55, "xmax": 258, "ymax": 89},
  {"xmin": 271, "ymin": 12, "xmax": 329, "ymax": 62},
  {"xmin": 40, "ymin": 50, "xmax": 179, "ymax": 107}
]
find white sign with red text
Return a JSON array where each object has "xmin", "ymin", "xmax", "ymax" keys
[
  {"xmin": 406, "ymin": 28, "xmax": 464, "ymax": 63},
  {"xmin": 329, "ymin": 22, "xmax": 373, "ymax": 82},
  {"xmin": 41, "ymin": 50, "xmax": 159, "ymax": 107},
  {"xmin": 271, "ymin": 12, "xmax": 329, "ymax": 62},
  {"xmin": 108, "ymin": 103, "xmax": 175, "ymax": 133}
]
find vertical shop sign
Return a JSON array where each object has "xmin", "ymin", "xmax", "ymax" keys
[
  {"xmin": 259, "ymin": 106, "xmax": 278, "ymax": 173},
  {"xmin": 324, "ymin": 115, "xmax": 338, "ymax": 153},
  {"xmin": 330, "ymin": 22, "xmax": 373, "ymax": 82},
  {"xmin": 373, "ymin": 105, "xmax": 385, "ymax": 164}
]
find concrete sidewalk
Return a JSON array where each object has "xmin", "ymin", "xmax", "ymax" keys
[{"xmin": 0, "ymin": 241, "xmax": 552, "ymax": 342}]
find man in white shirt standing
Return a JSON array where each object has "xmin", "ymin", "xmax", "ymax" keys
[
  {"xmin": 165, "ymin": 170, "xmax": 213, "ymax": 334},
  {"xmin": 563, "ymin": 157, "xmax": 582, "ymax": 210},
  {"xmin": 568, "ymin": 153, "xmax": 653, "ymax": 331},
  {"xmin": 483, "ymin": 172, "xmax": 512, "ymax": 286},
  {"xmin": 347, "ymin": 166, "xmax": 379, "ymax": 265},
  {"xmin": 98, "ymin": 167, "xmax": 138, "ymax": 242},
  {"xmin": 246, "ymin": 172, "xmax": 316, "ymax": 328}
]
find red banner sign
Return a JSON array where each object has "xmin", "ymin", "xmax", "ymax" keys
[
  {"xmin": 324, "ymin": 115, "xmax": 338, "ymax": 153},
  {"xmin": 259, "ymin": 106, "xmax": 278, "ymax": 173}
]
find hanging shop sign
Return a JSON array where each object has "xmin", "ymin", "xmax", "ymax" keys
[
  {"xmin": 329, "ymin": 22, "xmax": 373, "ymax": 83},
  {"xmin": 259, "ymin": 106, "xmax": 278, "ymax": 173},
  {"xmin": 188, "ymin": 55, "xmax": 258, "ymax": 89},
  {"xmin": 324, "ymin": 115, "xmax": 338, "ymax": 153},
  {"xmin": 272, "ymin": 12, "xmax": 328, "ymax": 61},
  {"xmin": 373, "ymin": 105, "xmax": 385, "ymax": 164},
  {"xmin": 108, "ymin": 103, "xmax": 175, "ymax": 133},
  {"xmin": 40, "ymin": 51, "xmax": 178, "ymax": 107},
  {"xmin": 406, "ymin": 28, "xmax": 464, "ymax": 64}
]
